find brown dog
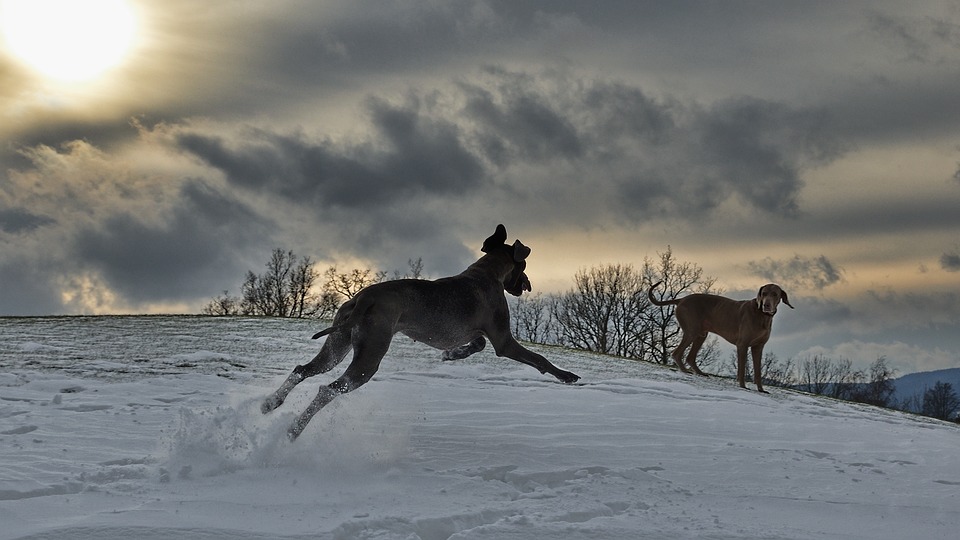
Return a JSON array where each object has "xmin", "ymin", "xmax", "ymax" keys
[{"xmin": 648, "ymin": 282, "xmax": 793, "ymax": 393}]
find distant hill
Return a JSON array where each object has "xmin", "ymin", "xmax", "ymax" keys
[{"xmin": 892, "ymin": 367, "xmax": 960, "ymax": 413}]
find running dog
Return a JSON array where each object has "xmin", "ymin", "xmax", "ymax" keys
[{"xmin": 262, "ymin": 224, "xmax": 580, "ymax": 440}]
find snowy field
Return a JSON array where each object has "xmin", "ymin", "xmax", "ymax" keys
[{"xmin": 1, "ymin": 316, "xmax": 958, "ymax": 540}]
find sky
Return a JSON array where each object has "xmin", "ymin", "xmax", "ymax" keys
[{"xmin": 1, "ymin": 0, "xmax": 959, "ymax": 375}]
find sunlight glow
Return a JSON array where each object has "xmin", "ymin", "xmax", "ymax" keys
[{"xmin": 1, "ymin": 0, "xmax": 138, "ymax": 82}]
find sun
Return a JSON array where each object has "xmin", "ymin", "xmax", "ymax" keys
[{"xmin": 0, "ymin": 0, "xmax": 138, "ymax": 82}]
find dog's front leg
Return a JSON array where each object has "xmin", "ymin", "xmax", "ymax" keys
[
  {"xmin": 493, "ymin": 336, "xmax": 580, "ymax": 383},
  {"xmin": 751, "ymin": 345, "xmax": 768, "ymax": 394},
  {"xmin": 735, "ymin": 344, "xmax": 749, "ymax": 389}
]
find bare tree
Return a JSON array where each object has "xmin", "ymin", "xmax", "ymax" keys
[
  {"xmin": 797, "ymin": 355, "xmax": 864, "ymax": 398},
  {"xmin": 723, "ymin": 351, "xmax": 795, "ymax": 388},
  {"xmin": 323, "ymin": 266, "xmax": 386, "ymax": 303},
  {"xmin": 235, "ymin": 249, "xmax": 324, "ymax": 317},
  {"xmin": 826, "ymin": 358, "xmax": 861, "ymax": 400},
  {"xmin": 849, "ymin": 357, "xmax": 897, "ymax": 408},
  {"xmin": 240, "ymin": 270, "xmax": 272, "ymax": 316},
  {"xmin": 798, "ymin": 355, "xmax": 835, "ymax": 395},
  {"xmin": 203, "ymin": 249, "xmax": 421, "ymax": 319},
  {"xmin": 897, "ymin": 392, "xmax": 924, "ymax": 414},
  {"xmin": 922, "ymin": 381, "xmax": 960, "ymax": 421},
  {"xmin": 391, "ymin": 257, "xmax": 425, "ymax": 280},
  {"xmin": 761, "ymin": 353, "xmax": 797, "ymax": 388},
  {"xmin": 201, "ymin": 290, "xmax": 241, "ymax": 316},
  {"xmin": 288, "ymin": 256, "xmax": 321, "ymax": 318},
  {"xmin": 553, "ymin": 263, "xmax": 648, "ymax": 358},
  {"xmin": 510, "ymin": 292, "xmax": 557, "ymax": 344},
  {"xmin": 642, "ymin": 247, "xmax": 716, "ymax": 366}
]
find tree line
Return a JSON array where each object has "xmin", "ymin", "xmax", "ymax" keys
[
  {"xmin": 202, "ymin": 249, "xmax": 423, "ymax": 319},
  {"xmin": 202, "ymin": 247, "xmax": 959, "ymax": 423}
]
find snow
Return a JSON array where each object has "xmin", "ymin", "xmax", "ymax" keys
[{"xmin": 1, "ymin": 316, "xmax": 958, "ymax": 540}]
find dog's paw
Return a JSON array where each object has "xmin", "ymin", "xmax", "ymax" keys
[
  {"xmin": 260, "ymin": 396, "xmax": 282, "ymax": 414},
  {"xmin": 287, "ymin": 420, "xmax": 307, "ymax": 441},
  {"xmin": 557, "ymin": 370, "xmax": 580, "ymax": 384}
]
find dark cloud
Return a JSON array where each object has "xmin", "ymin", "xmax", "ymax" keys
[
  {"xmin": 747, "ymin": 255, "xmax": 844, "ymax": 291},
  {"xmin": 6, "ymin": 118, "xmax": 139, "ymax": 151},
  {"xmin": 176, "ymin": 96, "xmax": 487, "ymax": 210},
  {"xmin": 460, "ymin": 69, "xmax": 585, "ymax": 163},
  {"xmin": 866, "ymin": 11, "xmax": 933, "ymax": 62},
  {"xmin": 581, "ymin": 82, "xmax": 676, "ymax": 146},
  {"xmin": 941, "ymin": 252, "xmax": 960, "ymax": 272},
  {"xmin": 72, "ymin": 180, "xmax": 271, "ymax": 304},
  {"xmin": 691, "ymin": 97, "xmax": 846, "ymax": 215},
  {"xmin": 168, "ymin": 66, "xmax": 850, "ymax": 244},
  {"xmin": 461, "ymin": 71, "xmax": 841, "ymax": 219},
  {"xmin": 863, "ymin": 288, "xmax": 960, "ymax": 329},
  {"xmin": 0, "ymin": 57, "xmax": 854, "ymax": 315},
  {"xmin": 0, "ymin": 207, "xmax": 55, "ymax": 234},
  {"xmin": 0, "ymin": 260, "xmax": 64, "ymax": 316},
  {"xmin": 765, "ymin": 293, "xmax": 853, "ymax": 340}
]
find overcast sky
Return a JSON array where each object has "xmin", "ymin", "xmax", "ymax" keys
[{"xmin": 2, "ymin": 0, "xmax": 959, "ymax": 375}]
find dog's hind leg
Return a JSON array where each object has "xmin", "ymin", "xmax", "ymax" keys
[
  {"xmin": 670, "ymin": 336, "xmax": 693, "ymax": 374},
  {"xmin": 684, "ymin": 333, "xmax": 709, "ymax": 376},
  {"xmin": 287, "ymin": 323, "xmax": 392, "ymax": 440},
  {"xmin": 261, "ymin": 329, "xmax": 352, "ymax": 414},
  {"xmin": 441, "ymin": 336, "xmax": 486, "ymax": 361}
]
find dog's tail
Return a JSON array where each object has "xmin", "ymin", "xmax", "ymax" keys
[
  {"xmin": 311, "ymin": 325, "xmax": 340, "ymax": 339},
  {"xmin": 648, "ymin": 281, "xmax": 682, "ymax": 307}
]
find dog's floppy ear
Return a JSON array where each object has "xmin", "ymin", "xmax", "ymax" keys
[
  {"xmin": 512, "ymin": 240, "xmax": 531, "ymax": 262},
  {"xmin": 481, "ymin": 224, "xmax": 508, "ymax": 253},
  {"xmin": 780, "ymin": 289, "xmax": 794, "ymax": 309}
]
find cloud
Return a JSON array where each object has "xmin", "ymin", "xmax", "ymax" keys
[
  {"xmin": 0, "ymin": 52, "xmax": 859, "ymax": 316},
  {"xmin": 0, "ymin": 259, "xmax": 65, "ymax": 315},
  {"xmin": 171, "ymin": 67, "xmax": 846, "ymax": 229},
  {"xmin": 0, "ymin": 207, "xmax": 54, "ymax": 234},
  {"xmin": 158, "ymin": 69, "xmax": 852, "ymax": 290},
  {"xmin": 0, "ymin": 136, "xmax": 276, "ymax": 314},
  {"xmin": 72, "ymin": 180, "xmax": 271, "ymax": 304},
  {"xmin": 174, "ymin": 96, "xmax": 487, "ymax": 210},
  {"xmin": 866, "ymin": 11, "xmax": 933, "ymax": 63},
  {"xmin": 459, "ymin": 68, "xmax": 586, "ymax": 163},
  {"xmin": 941, "ymin": 252, "xmax": 960, "ymax": 272},
  {"xmin": 747, "ymin": 255, "xmax": 845, "ymax": 291}
]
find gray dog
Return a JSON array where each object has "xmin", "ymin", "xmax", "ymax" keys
[
  {"xmin": 262, "ymin": 224, "xmax": 580, "ymax": 440},
  {"xmin": 648, "ymin": 282, "xmax": 793, "ymax": 393}
]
